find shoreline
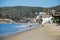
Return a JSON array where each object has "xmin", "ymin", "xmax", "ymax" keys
[
  {"xmin": 1, "ymin": 24, "xmax": 60, "ymax": 40},
  {"xmin": 0, "ymin": 23, "xmax": 39, "ymax": 38}
]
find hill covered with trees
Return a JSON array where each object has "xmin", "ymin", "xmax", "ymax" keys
[
  {"xmin": 0, "ymin": 6, "xmax": 43, "ymax": 17},
  {"xmin": 49, "ymin": 5, "xmax": 60, "ymax": 12},
  {"xmin": 0, "ymin": 5, "xmax": 60, "ymax": 20}
]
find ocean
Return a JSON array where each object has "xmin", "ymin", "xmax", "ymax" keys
[{"xmin": 0, "ymin": 23, "xmax": 37, "ymax": 38}]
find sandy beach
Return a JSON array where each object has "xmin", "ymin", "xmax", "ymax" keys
[{"xmin": 1, "ymin": 24, "xmax": 60, "ymax": 40}]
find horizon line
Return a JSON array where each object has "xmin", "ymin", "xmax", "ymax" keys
[{"xmin": 0, "ymin": 5, "xmax": 60, "ymax": 8}]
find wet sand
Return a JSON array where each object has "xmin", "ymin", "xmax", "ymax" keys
[{"xmin": 1, "ymin": 24, "xmax": 60, "ymax": 40}]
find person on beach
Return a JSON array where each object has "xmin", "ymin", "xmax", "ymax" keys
[{"xmin": 28, "ymin": 22, "xmax": 32, "ymax": 27}]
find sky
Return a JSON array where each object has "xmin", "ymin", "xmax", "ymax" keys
[{"xmin": 0, "ymin": 0, "xmax": 60, "ymax": 8}]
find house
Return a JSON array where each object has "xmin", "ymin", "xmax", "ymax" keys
[{"xmin": 53, "ymin": 12, "xmax": 60, "ymax": 23}]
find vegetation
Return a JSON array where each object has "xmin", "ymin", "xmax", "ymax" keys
[
  {"xmin": 0, "ymin": 14, "xmax": 3, "ymax": 18},
  {"xmin": 0, "ymin": 6, "xmax": 44, "ymax": 20},
  {"xmin": 49, "ymin": 5, "xmax": 60, "ymax": 12},
  {"xmin": 0, "ymin": 5, "xmax": 60, "ymax": 20}
]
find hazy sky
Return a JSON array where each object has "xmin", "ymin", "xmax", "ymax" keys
[{"xmin": 0, "ymin": 0, "xmax": 60, "ymax": 8}]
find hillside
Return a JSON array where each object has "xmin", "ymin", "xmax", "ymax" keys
[
  {"xmin": 0, "ymin": 6, "xmax": 44, "ymax": 18},
  {"xmin": 49, "ymin": 5, "xmax": 60, "ymax": 12},
  {"xmin": 0, "ymin": 5, "xmax": 60, "ymax": 20}
]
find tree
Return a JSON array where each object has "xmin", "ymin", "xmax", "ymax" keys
[
  {"xmin": 4, "ymin": 15, "xmax": 10, "ymax": 18},
  {"xmin": 0, "ymin": 14, "xmax": 3, "ymax": 18}
]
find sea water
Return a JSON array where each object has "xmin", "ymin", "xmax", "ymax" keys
[{"xmin": 0, "ymin": 23, "xmax": 36, "ymax": 38}]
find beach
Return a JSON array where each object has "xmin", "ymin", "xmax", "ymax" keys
[{"xmin": 1, "ymin": 24, "xmax": 60, "ymax": 40}]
